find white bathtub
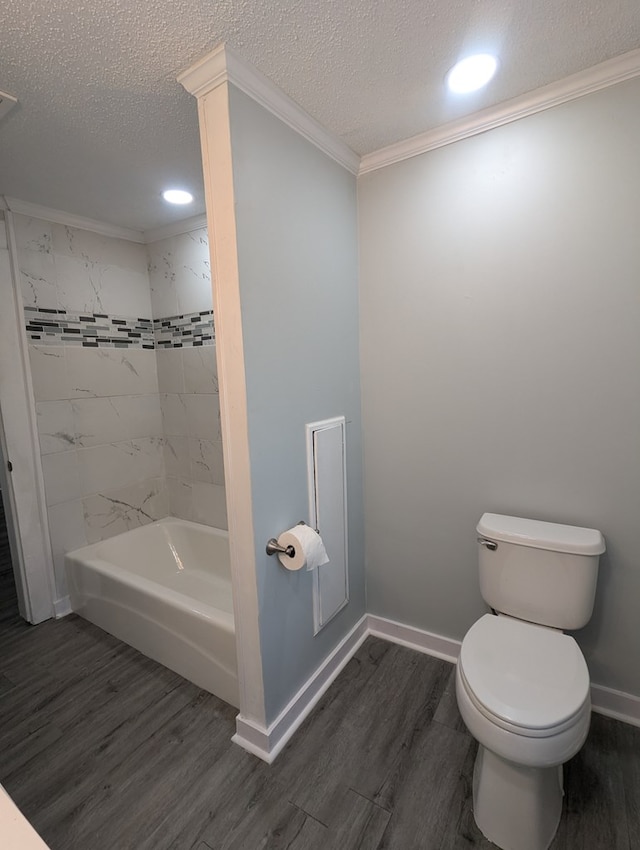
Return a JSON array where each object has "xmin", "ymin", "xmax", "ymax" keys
[{"xmin": 65, "ymin": 517, "xmax": 238, "ymax": 707}]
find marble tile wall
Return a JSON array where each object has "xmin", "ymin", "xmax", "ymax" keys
[
  {"xmin": 13, "ymin": 216, "xmax": 225, "ymax": 602},
  {"xmin": 16, "ymin": 216, "xmax": 152, "ymax": 316},
  {"xmin": 14, "ymin": 215, "xmax": 165, "ymax": 599},
  {"xmin": 149, "ymin": 228, "xmax": 226, "ymax": 530},
  {"xmin": 147, "ymin": 227, "xmax": 212, "ymax": 318}
]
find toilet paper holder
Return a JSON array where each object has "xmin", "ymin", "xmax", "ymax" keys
[{"xmin": 266, "ymin": 521, "xmax": 318, "ymax": 558}]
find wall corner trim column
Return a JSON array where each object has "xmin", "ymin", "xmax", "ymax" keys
[
  {"xmin": 180, "ymin": 73, "xmax": 268, "ymax": 727},
  {"xmin": 178, "ymin": 42, "xmax": 360, "ymax": 175}
]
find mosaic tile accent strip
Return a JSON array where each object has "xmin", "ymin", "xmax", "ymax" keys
[
  {"xmin": 24, "ymin": 307, "xmax": 154, "ymax": 349},
  {"xmin": 24, "ymin": 308, "xmax": 215, "ymax": 349},
  {"xmin": 153, "ymin": 310, "xmax": 215, "ymax": 348}
]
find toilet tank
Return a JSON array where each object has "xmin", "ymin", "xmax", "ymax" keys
[{"xmin": 476, "ymin": 513, "xmax": 605, "ymax": 630}]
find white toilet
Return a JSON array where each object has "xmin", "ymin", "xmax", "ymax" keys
[{"xmin": 456, "ymin": 512, "xmax": 605, "ymax": 850}]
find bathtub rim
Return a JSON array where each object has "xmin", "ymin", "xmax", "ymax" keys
[
  {"xmin": 68, "ymin": 515, "xmax": 230, "ymax": 559},
  {"xmin": 65, "ymin": 516, "xmax": 234, "ymax": 629}
]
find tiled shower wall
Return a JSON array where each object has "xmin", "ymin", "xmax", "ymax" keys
[
  {"xmin": 14, "ymin": 215, "xmax": 225, "ymax": 601},
  {"xmin": 148, "ymin": 231, "xmax": 226, "ymax": 528}
]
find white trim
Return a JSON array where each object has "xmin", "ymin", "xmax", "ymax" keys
[
  {"xmin": 195, "ymin": 82, "xmax": 267, "ymax": 728},
  {"xmin": 177, "ymin": 42, "xmax": 229, "ymax": 99},
  {"xmin": 591, "ymin": 684, "xmax": 640, "ymax": 729},
  {"xmin": 0, "ymin": 403, "xmax": 28, "ymax": 619},
  {"xmin": 143, "ymin": 214, "xmax": 208, "ymax": 244},
  {"xmin": 368, "ymin": 615, "xmax": 640, "ymax": 730},
  {"xmin": 179, "ymin": 43, "xmax": 360, "ymax": 176},
  {"xmin": 4, "ymin": 197, "xmax": 146, "ymax": 243},
  {"xmin": 305, "ymin": 416, "xmax": 349, "ymax": 634},
  {"xmin": 359, "ymin": 48, "xmax": 640, "ymax": 175},
  {"xmin": 53, "ymin": 596, "xmax": 72, "ymax": 619},
  {"xmin": 367, "ymin": 613, "xmax": 461, "ymax": 663},
  {"xmin": 230, "ymin": 612, "xmax": 640, "ymax": 763},
  {"xmin": 2, "ymin": 196, "xmax": 207, "ymax": 245},
  {"xmin": 232, "ymin": 614, "xmax": 369, "ymax": 763},
  {"xmin": 231, "ymin": 716, "xmax": 271, "ymax": 761},
  {"xmin": 1, "ymin": 212, "xmax": 56, "ymax": 623}
]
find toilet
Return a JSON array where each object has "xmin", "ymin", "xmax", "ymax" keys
[{"xmin": 456, "ymin": 513, "xmax": 605, "ymax": 850}]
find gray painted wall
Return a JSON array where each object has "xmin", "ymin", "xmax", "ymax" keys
[
  {"xmin": 228, "ymin": 86, "xmax": 365, "ymax": 724},
  {"xmin": 358, "ymin": 77, "xmax": 640, "ymax": 696}
]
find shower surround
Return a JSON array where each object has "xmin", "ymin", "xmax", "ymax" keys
[
  {"xmin": 13, "ymin": 214, "xmax": 225, "ymax": 604},
  {"xmin": 148, "ymin": 232, "xmax": 226, "ymax": 532}
]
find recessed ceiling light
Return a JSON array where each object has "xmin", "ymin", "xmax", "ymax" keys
[
  {"xmin": 446, "ymin": 54, "xmax": 498, "ymax": 94},
  {"xmin": 162, "ymin": 189, "xmax": 194, "ymax": 205}
]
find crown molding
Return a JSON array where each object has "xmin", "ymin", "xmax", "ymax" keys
[
  {"xmin": 3, "ymin": 197, "xmax": 206, "ymax": 244},
  {"xmin": 179, "ymin": 42, "xmax": 360, "ymax": 176},
  {"xmin": 360, "ymin": 47, "xmax": 640, "ymax": 175},
  {"xmin": 143, "ymin": 213, "xmax": 208, "ymax": 243},
  {"xmin": 177, "ymin": 42, "xmax": 229, "ymax": 99},
  {"xmin": 4, "ymin": 197, "xmax": 146, "ymax": 243}
]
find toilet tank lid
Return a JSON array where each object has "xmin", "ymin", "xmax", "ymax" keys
[{"xmin": 477, "ymin": 513, "xmax": 605, "ymax": 555}]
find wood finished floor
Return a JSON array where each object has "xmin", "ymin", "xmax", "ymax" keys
[{"xmin": 1, "ymin": 523, "xmax": 639, "ymax": 848}]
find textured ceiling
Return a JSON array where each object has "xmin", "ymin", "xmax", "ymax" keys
[{"xmin": 1, "ymin": 0, "xmax": 639, "ymax": 230}]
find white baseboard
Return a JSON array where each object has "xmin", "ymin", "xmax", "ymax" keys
[
  {"xmin": 591, "ymin": 683, "xmax": 640, "ymax": 728},
  {"xmin": 233, "ymin": 613, "xmax": 369, "ymax": 763},
  {"xmin": 368, "ymin": 614, "xmax": 640, "ymax": 729},
  {"xmin": 367, "ymin": 614, "xmax": 461, "ymax": 663},
  {"xmin": 53, "ymin": 596, "xmax": 72, "ymax": 618},
  {"xmin": 232, "ymin": 611, "xmax": 640, "ymax": 763},
  {"xmin": 231, "ymin": 717, "xmax": 272, "ymax": 762}
]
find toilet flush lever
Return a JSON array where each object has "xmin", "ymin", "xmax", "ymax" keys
[{"xmin": 477, "ymin": 537, "xmax": 498, "ymax": 551}]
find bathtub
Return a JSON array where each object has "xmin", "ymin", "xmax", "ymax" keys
[{"xmin": 65, "ymin": 517, "xmax": 238, "ymax": 707}]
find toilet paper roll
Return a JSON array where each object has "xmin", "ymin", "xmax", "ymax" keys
[{"xmin": 277, "ymin": 524, "xmax": 330, "ymax": 571}]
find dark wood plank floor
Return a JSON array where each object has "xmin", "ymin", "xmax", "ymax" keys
[{"xmin": 1, "ymin": 565, "xmax": 639, "ymax": 849}]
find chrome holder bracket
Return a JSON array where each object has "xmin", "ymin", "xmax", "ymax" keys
[{"xmin": 266, "ymin": 521, "xmax": 319, "ymax": 558}]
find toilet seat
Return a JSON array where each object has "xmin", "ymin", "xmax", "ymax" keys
[
  {"xmin": 459, "ymin": 614, "xmax": 590, "ymax": 736},
  {"xmin": 457, "ymin": 663, "xmax": 589, "ymax": 739}
]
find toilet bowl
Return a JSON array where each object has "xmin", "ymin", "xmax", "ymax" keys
[{"xmin": 457, "ymin": 614, "xmax": 591, "ymax": 850}]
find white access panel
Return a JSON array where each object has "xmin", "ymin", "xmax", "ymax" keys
[{"xmin": 306, "ymin": 417, "xmax": 349, "ymax": 634}]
